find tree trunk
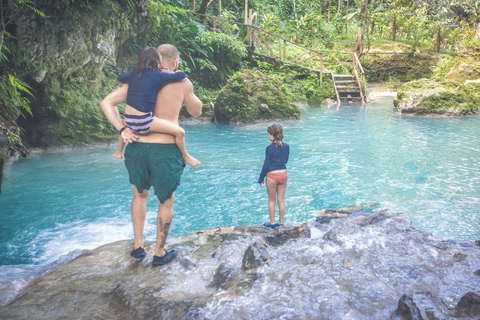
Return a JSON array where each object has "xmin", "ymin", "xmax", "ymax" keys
[
  {"xmin": 392, "ymin": 14, "xmax": 396, "ymax": 41},
  {"xmin": 197, "ymin": 0, "xmax": 211, "ymax": 15},
  {"xmin": 0, "ymin": 0, "xmax": 5, "ymax": 58},
  {"xmin": 327, "ymin": 0, "xmax": 331, "ymax": 32},
  {"xmin": 370, "ymin": 21, "xmax": 375, "ymax": 35},
  {"xmin": 354, "ymin": 0, "xmax": 367, "ymax": 57},
  {"xmin": 436, "ymin": 25, "xmax": 441, "ymax": 53},
  {"xmin": 355, "ymin": 27, "xmax": 365, "ymax": 57},
  {"xmin": 338, "ymin": 0, "xmax": 342, "ymax": 12}
]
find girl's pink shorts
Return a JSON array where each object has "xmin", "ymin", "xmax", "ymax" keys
[{"xmin": 266, "ymin": 171, "xmax": 288, "ymax": 184}]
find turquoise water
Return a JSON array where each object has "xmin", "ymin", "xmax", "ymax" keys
[{"xmin": 1, "ymin": 92, "xmax": 480, "ymax": 267}]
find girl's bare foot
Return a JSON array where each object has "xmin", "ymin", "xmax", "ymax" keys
[
  {"xmin": 184, "ymin": 154, "xmax": 200, "ymax": 167},
  {"xmin": 112, "ymin": 152, "xmax": 123, "ymax": 159}
]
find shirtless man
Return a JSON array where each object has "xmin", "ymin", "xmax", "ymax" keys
[{"xmin": 100, "ymin": 44, "xmax": 202, "ymax": 266}]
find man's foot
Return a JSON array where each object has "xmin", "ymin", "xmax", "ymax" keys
[
  {"xmin": 112, "ymin": 152, "xmax": 123, "ymax": 159},
  {"xmin": 152, "ymin": 249, "xmax": 177, "ymax": 266},
  {"xmin": 130, "ymin": 247, "xmax": 146, "ymax": 259},
  {"xmin": 183, "ymin": 154, "xmax": 201, "ymax": 167}
]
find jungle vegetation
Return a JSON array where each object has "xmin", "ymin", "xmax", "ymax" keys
[{"xmin": 0, "ymin": 0, "xmax": 479, "ymax": 147}]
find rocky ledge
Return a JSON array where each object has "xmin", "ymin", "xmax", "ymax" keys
[
  {"xmin": 394, "ymin": 79, "xmax": 480, "ymax": 116},
  {"xmin": 0, "ymin": 211, "xmax": 479, "ymax": 319}
]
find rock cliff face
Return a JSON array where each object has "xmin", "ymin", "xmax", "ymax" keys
[
  {"xmin": 0, "ymin": 1, "xmax": 148, "ymax": 192},
  {"xmin": 1, "ymin": 211, "xmax": 479, "ymax": 319},
  {"xmin": 10, "ymin": 1, "xmax": 148, "ymax": 147}
]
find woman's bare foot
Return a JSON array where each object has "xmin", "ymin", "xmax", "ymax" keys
[
  {"xmin": 112, "ymin": 152, "xmax": 123, "ymax": 159},
  {"xmin": 184, "ymin": 154, "xmax": 201, "ymax": 167}
]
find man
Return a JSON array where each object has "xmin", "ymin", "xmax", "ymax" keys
[{"xmin": 100, "ymin": 44, "xmax": 202, "ymax": 266}]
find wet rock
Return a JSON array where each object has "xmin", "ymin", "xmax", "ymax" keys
[
  {"xmin": 242, "ymin": 240, "xmax": 271, "ymax": 271},
  {"xmin": 315, "ymin": 209, "xmax": 351, "ymax": 224},
  {"xmin": 208, "ymin": 263, "xmax": 238, "ymax": 290},
  {"xmin": 454, "ymin": 292, "xmax": 480, "ymax": 317},
  {"xmin": 390, "ymin": 294, "xmax": 444, "ymax": 320},
  {"xmin": 1, "ymin": 212, "xmax": 479, "ymax": 320},
  {"xmin": 263, "ymin": 223, "xmax": 311, "ymax": 246},
  {"xmin": 474, "ymin": 270, "xmax": 480, "ymax": 276}
]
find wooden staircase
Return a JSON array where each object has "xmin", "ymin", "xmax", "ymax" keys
[{"xmin": 332, "ymin": 74, "xmax": 363, "ymax": 104}]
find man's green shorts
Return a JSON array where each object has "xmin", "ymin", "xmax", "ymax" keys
[{"xmin": 124, "ymin": 142, "xmax": 185, "ymax": 204}]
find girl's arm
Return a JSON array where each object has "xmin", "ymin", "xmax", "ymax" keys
[
  {"xmin": 285, "ymin": 144, "xmax": 290, "ymax": 164},
  {"xmin": 157, "ymin": 70, "xmax": 186, "ymax": 85},
  {"xmin": 117, "ymin": 70, "xmax": 133, "ymax": 83},
  {"xmin": 258, "ymin": 147, "xmax": 272, "ymax": 184}
]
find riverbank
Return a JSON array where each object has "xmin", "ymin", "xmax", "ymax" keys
[{"xmin": 1, "ymin": 210, "xmax": 479, "ymax": 319}]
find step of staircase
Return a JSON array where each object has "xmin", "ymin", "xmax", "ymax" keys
[{"xmin": 332, "ymin": 74, "xmax": 364, "ymax": 104}]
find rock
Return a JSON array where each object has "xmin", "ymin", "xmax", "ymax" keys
[
  {"xmin": 213, "ymin": 69, "xmax": 300, "ymax": 123},
  {"xmin": 208, "ymin": 263, "xmax": 238, "ymax": 290},
  {"xmin": 394, "ymin": 79, "xmax": 480, "ymax": 116},
  {"xmin": 263, "ymin": 223, "xmax": 311, "ymax": 246},
  {"xmin": 391, "ymin": 294, "xmax": 444, "ymax": 320},
  {"xmin": 242, "ymin": 240, "xmax": 271, "ymax": 271},
  {"xmin": 455, "ymin": 292, "xmax": 480, "ymax": 317},
  {"xmin": 315, "ymin": 209, "xmax": 351, "ymax": 224},
  {"xmin": 1, "ymin": 212, "xmax": 480, "ymax": 319}
]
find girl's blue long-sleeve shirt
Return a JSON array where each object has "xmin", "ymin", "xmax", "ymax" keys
[
  {"xmin": 258, "ymin": 142, "xmax": 290, "ymax": 183},
  {"xmin": 117, "ymin": 69, "xmax": 186, "ymax": 113}
]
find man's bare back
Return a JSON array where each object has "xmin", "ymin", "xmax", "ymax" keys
[{"xmin": 136, "ymin": 78, "xmax": 201, "ymax": 144}]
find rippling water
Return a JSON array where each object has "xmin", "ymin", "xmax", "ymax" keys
[{"xmin": 1, "ymin": 91, "xmax": 479, "ymax": 270}]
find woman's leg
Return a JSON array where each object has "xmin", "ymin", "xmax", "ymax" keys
[
  {"xmin": 148, "ymin": 118, "xmax": 200, "ymax": 167},
  {"xmin": 112, "ymin": 134, "xmax": 125, "ymax": 159},
  {"xmin": 276, "ymin": 182, "xmax": 287, "ymax": 225},
  {"xmin": 266, "ymin": 177, "xmax": 278, "ymax": 224}
]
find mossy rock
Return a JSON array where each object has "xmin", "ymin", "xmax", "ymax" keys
[
  {"xmin": 393, "ymin": 79, "xmax": 480, "ymax": 116},
  {"xmin": 361, "ymin": 53, "xmax": 439, "ymax": 82},
  {"xmin": 213, "ymin": 70, "xmax": 300, "ymax": 123}
]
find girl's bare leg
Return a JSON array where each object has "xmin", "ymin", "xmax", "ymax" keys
[
  {"xmin": 266, "ymin": 177, "xmax": 278, "ymax": 224},
  {"xmin": 112, "ymin": 134, "xmax": 125, "ymax": 159},
  {"xmin": 276, "ymin": 182, "xmax": 287, "ymax": 225},
  {"xmin": 148, "ymin": 118, "xmax": 200, "ymax": 167}
]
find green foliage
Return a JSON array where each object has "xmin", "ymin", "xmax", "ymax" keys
[
  {"xmin": 0, "ymin": 74, "xmax": 33, "ymax": 122},
  {"xmin": 191, "ymin": 32, "xmax": 246, "ymax": 88}
]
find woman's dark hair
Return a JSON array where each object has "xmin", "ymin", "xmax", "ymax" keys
[
  {"xmin": 268, "ymin": 123, "xmax": 284, "ymax": 147},
  {"xmin": 133, "ymin": 46, "xmax": 162, "ymax": 78}
]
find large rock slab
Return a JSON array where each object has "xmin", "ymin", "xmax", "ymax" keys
[{"xmin": 1, "ymin": 212, "xmax": 479, "ymax": 319}]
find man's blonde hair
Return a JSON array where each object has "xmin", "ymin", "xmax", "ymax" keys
[{"xmin": 157, "ymin": 44, "xmax": 179, "ymax": 60}]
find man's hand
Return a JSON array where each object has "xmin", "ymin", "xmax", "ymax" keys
[{"xmin": 121, "ymin": 127, "xmax": 139, "ymax": 143}]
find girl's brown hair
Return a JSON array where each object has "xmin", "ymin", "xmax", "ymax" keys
[
  {"xmin": 133, "ymin": 46, "xmax": 162, "ymax": 78},
  {"xmin": 268, "ymin": 123, "xmax": 285, "ymax": 147}
]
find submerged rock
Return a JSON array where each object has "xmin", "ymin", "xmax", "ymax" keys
[
  {"xmin": 394, "ymin": 79, "xmax": 480, "ymax": 116},
  {"xmin": 1, "ymin": 212, "xmax": 479, "ymax": 319}
]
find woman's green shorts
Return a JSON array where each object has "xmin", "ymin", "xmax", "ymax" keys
[{"xmin": 124, "ymin": 142, "xmax": 185, "ymax": 204}]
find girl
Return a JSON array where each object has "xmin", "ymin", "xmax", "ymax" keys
[
  {"xmin": 113, "ymin": 46, "xmax": 200, "ymax": 167},
  {"xmin": 258, "ymin": 124, "xmax": 289, "ymax": 228}
]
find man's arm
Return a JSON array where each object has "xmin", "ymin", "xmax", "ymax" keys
[
  {"xmin": 100, "ymin": 83, "xmax": 138, "ymax": 143},
  {"xmin": 183, "ymin": 79, "xmax": 202, "ymax": 118}
]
